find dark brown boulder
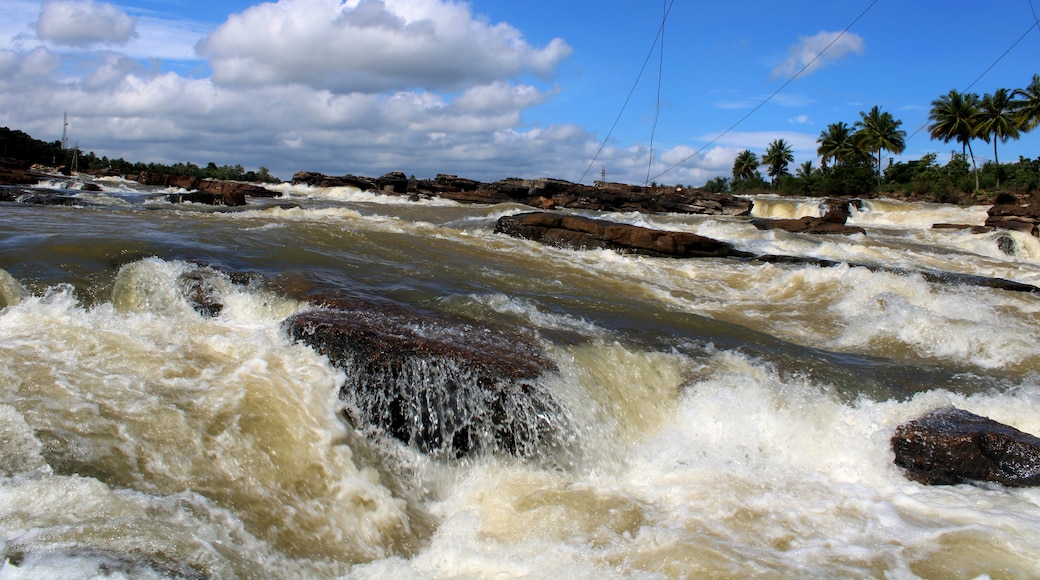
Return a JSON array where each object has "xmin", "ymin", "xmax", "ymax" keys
[
  {"xmin": 985, "ymin": 203, "xmax": 1040, "ymax": 236},
  {"xmin": 286, "ymin": 301, "xmax": 569, "ymax": 459},
  {"xmin": 291, "ymin": 171, "xmax": 375, "ymax": 190},
  {"xmin": 132, "ymin": 171, "xmax": 275, "ymax": 205},
  {"xmin": 751, "ymin": 216, "xmax": 866, "ymax": 236},
  {"xmin": 892, "ymin": 408, "xmax": 1040, "ymax": 486},
  {"xmin": 495, "ymin": 211, "xmax": 752, "ymax": 259},
  {"xmin": 0, "ymin": 158, "xmax": 39, "ymax": 186}
]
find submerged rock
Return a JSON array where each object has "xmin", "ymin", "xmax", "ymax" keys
[
  {"xmin": 286, "ymin": 300, "xmax": 569, "ymax": 459},
  {"xmin": 495, "ymin": 211, "xmax": 753, "ymax": 258},
  {"xmin": 891, "ymin": 408, "xmax": 1040, "ymax": 486}
]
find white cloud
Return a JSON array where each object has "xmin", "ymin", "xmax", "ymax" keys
[
  {"xmin": 35, "ymin": 0, "xmax": 138, "ymax": 48},
  {"xmin": 788, "ymin": 114, "xmax": 811, "ymax": 125},
  {"xmin": 771, "ymin": 30, "xmax": 864, "ymax": 79},
  {"xmin": 196, "ymin": 0, "xmax": 572, "ymax": 93}
]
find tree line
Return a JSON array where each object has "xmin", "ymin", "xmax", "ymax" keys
[
  {"xmin": 707, "ymin": 73, "xmax": 1040, "ymax": 201},
  {"xmin": 0, "ymin": 126, "xmax": 280, "ymax": 184}
]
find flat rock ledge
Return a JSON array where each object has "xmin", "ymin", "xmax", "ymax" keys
[
  {"xmin": 751, "ymin": 200, "xmax": 865, "ymax": 236},
  {"xmin": 494, "ymin": 211, "xmax": 753, "ymax": 259},
  {"xmin": 130, "ymin": 171, "xmax": 279, "ymax": 206},
  {"xmin": 892, "ymin": 408, "xmax": 1040, "ymax": 486},
  {"xmin": 285, "ymin": 299, "xmax": 570, "ymax": 459},
  {"xmin": 985, "ymin": 202, "xmax": 1040, "ymax": 236}
]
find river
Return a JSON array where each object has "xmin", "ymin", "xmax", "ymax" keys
[{"xmin": 1, "ymin": 177, "xmax": 1039, "ymax": 578}]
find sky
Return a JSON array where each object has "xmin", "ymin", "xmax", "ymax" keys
[{"xmin": 2, "ymin": 0, "xmax": 1039, "ymax": 186}]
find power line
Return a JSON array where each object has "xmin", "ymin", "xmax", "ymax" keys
[
  {"xmin": 579, "ymin": 0, "xmax": 677, "ymax": 184},
  {"xmin": 645, "ymin": 0, "xmax": 667, "ymax": 186},
  {"xmin": 903, "ymin": 13, "xmax": 1040, "ymax": 145},
  {"xmin": 650, "ymin": 0, "xmax": 879, "ymax": 184}
]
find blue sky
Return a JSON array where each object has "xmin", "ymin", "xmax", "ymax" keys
[{"xmin": 2, "ymin": 0, "xmax": 1039, "ymax": 185}]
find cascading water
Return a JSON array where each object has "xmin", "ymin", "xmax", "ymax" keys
[{"xmin": 2, "ymin": 180, "xmax": 1040, "ymax": 577}]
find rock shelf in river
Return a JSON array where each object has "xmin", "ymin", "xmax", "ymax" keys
[{"xmin": 494, "ymin": 211, "xmax": 754, "ymax": 258}]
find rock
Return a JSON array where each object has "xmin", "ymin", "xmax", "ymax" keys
[
  {"xmin": 131, "ymin": 171, "xmax": 277, "ymax": 205},
  {"xmin": 285, "ymin": 299, "xmax": 569, "ymax": 459},
  {"xmin": 291, "ymin": 171, "xmax": 375, "ymax": 190},
  {"xmin": 986, "ymin": 203, "xmax": 1040, "ymax": 236},
  {"xmin": 751, "ymin": 216, "xmax": 866, "ymax": 235},
  {"xmin": 495, "ymin": 211, "xmax": 753, "ymax": 259},
  {"xmin": 81, "ymin": 183, "xmax": 103, "ymax": 192},
  {"xmin": 932, "ymin": 223, "xmax": 994, "ymax": 234},
  {"xmin": 891, "ymin": 408, "xmax": 1040, "ymax": 486},
  {"xmin": 288, "ymin": 171, "xmax": 752, "ymax": 215},
  {"xmin": 0, "ymin": 158, "xmax": 39, "ymax": 186}
]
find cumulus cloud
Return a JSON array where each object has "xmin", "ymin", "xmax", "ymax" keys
[
  {"xmin": 771, "ymin": 30, "xmax": 864, "ymax": 79},
  {"xmin": 196, "ymin": 0, "xmax": 572, "ymax": 93},
  {"xmin": 35, "ymin": 0, "xmax": 138, "ymax": 48}
]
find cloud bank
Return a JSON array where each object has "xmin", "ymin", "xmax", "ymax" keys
[
  {"xmin": 196, "ymin": 0, "xmax": 572, "ymax": 93},
  {"xmin": 772, "ymin": 30, "xmax": 865, "ymax": 79},
  {"xmin": 35, "ymin": 0, "xmax": 138, "ymax": 47}
]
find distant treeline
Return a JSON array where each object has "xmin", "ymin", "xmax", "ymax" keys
[
  {"xmin": 0, "ymin": 126, "xmax": 281, "ymax": 184},
  {"xmin": 703, "ymin": 153, "xmax": 1040, "ymax": 203}
]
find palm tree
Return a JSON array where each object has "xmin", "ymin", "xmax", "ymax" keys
[
  {"xmin": 761, "ymin": 139, "xmax": 794, "ymax": 186},
  {"xmin": 795, "ymin": 160, "xmax": 814, "ymax": 178},
  {"xmin": 978, "ymin": 89, "xmax": 1020, "ymax": 188},
  {"xmin": 1012, "ymin": 73, "xmax": 1040, "ymax": 133},
  {"xmin": 928, "ymin": 89, "xmax": 982, "ymax": 190},
  {"xmin": 854, "ymin": 105, "xmax": 906, "ymax": 194},
  {"xmin": 732, "ymin": 149, "xmax": 760, "ymax": 181},
  {"xmin": 817, "ymin": 122, "xmax": 862, "ymax": 167}
]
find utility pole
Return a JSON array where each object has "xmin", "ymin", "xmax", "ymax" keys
[{"xmin": 61, "ymin": 110, "xmax": 69, "ymax": 150}]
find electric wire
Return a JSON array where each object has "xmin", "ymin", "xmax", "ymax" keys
[
  {"xmin": 640, "ymin": 0, "xmax": 665, "ymax": 186},
  {"xmin": 649, "ymin": 0, "xmax": 879, "ymax": 184},
  {"xmin": 903, "ymin": 16, "xmax": 1040, "ymax": 146},
  {"xmin": 579, "ymin": 0, "xmax": 677, "ymax": 184}
]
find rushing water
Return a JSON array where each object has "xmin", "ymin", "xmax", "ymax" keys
[{"xmin": 2, "ymin": 176, "xmax": 1040, "ymax": 578}]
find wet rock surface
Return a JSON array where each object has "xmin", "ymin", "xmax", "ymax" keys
[
  {"xmin": 285, "ymin": 295, "xmax": 569, "ymax": 459},
  {"xmin": 892, "ymin": 408, "xmax": 1040, "ymax": 486},
  {"xmin": 494, "ymin": 211, "xmax": 753, "ymax": 258},
  {"xmin": 131, "ymin": 171, "xmax": 278, "ymax": 206}
]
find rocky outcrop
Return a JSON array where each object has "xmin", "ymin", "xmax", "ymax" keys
[
  {"xmin": 285, "ymin": 297, "xmax": 570, "ymax": 459},
  {"xmin": 0, "ymin": 158, "xmax": 38, "ymax": 186},
  {"xmin": 985, "ymin": 202, "xmax": 1040, "ymax": 236},
  {"xmin": 131, "ymin": 172, "xmax": 278, "ymax": 206},
  {"xmin": 291, "ymin": 171, "xmax": 376, "ymax": 191},
  {"xmin": 751, "ymin": 199, "xmax": 865, "ymax": 235},
  {"xmin": 291, "ymin": 171, "xmax": 753, "ymax": 216},
  {"xmin": 495, "ymin": 211, "xmax": 753, "ymax": 259},
  {"xmin": 892, "ymin": 408, "xmax": 1040, "ymax": 486},
  {"xmin": 751, "ymin": 216, "xmax": 866, "ymax": 235}
]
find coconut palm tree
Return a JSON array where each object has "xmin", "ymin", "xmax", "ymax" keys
[
  {"xmin": 1012, "ymin": 73, "xmax": 1040, "ymax": 133},
  {"xmin": 978, "ymin": 89, "xmax": 1020, "ymax": 188},
  {"xmin": 817, "ymin": 122, "xmax": 863, "ymax": 167},
  {"xmin": 854, "ymin": 105, "xmax": 906, "ymax": 194},
  {"xmin": 761, "ymin": 139, "xmax": 794, "ymax": 186},
  {"xmin": 795, "ymin": 160, "xmax": 814, "ymax": 178},
  {"xmin": 732, "ymin": 149, "xmax": 760, "ymax": 181},
  {"xmin": 928, "ymin": 89, "xmax": 982, "ymax": 190}
]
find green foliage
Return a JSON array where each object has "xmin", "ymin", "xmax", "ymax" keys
[
  {"xmin": 730, "ymin": 174, "xmax": 768, "ymax": 193},
  {"xmin": 762, "ymin": 139, "xmax": 794, "ymax": 186},
  {"xmin": 0, "ymin": 126, "xmax": 281, "ymax": 183},
  {"xmin": 732, "ymin": 149, "xmax": 760, "ymax": 182},
  {"xmin": 702, "ymin": 175, "xmax": 729, "ymax": 193},
  {"xmin": 0, "ymin": 127, "xmax": 65, "ymax": 166}
]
